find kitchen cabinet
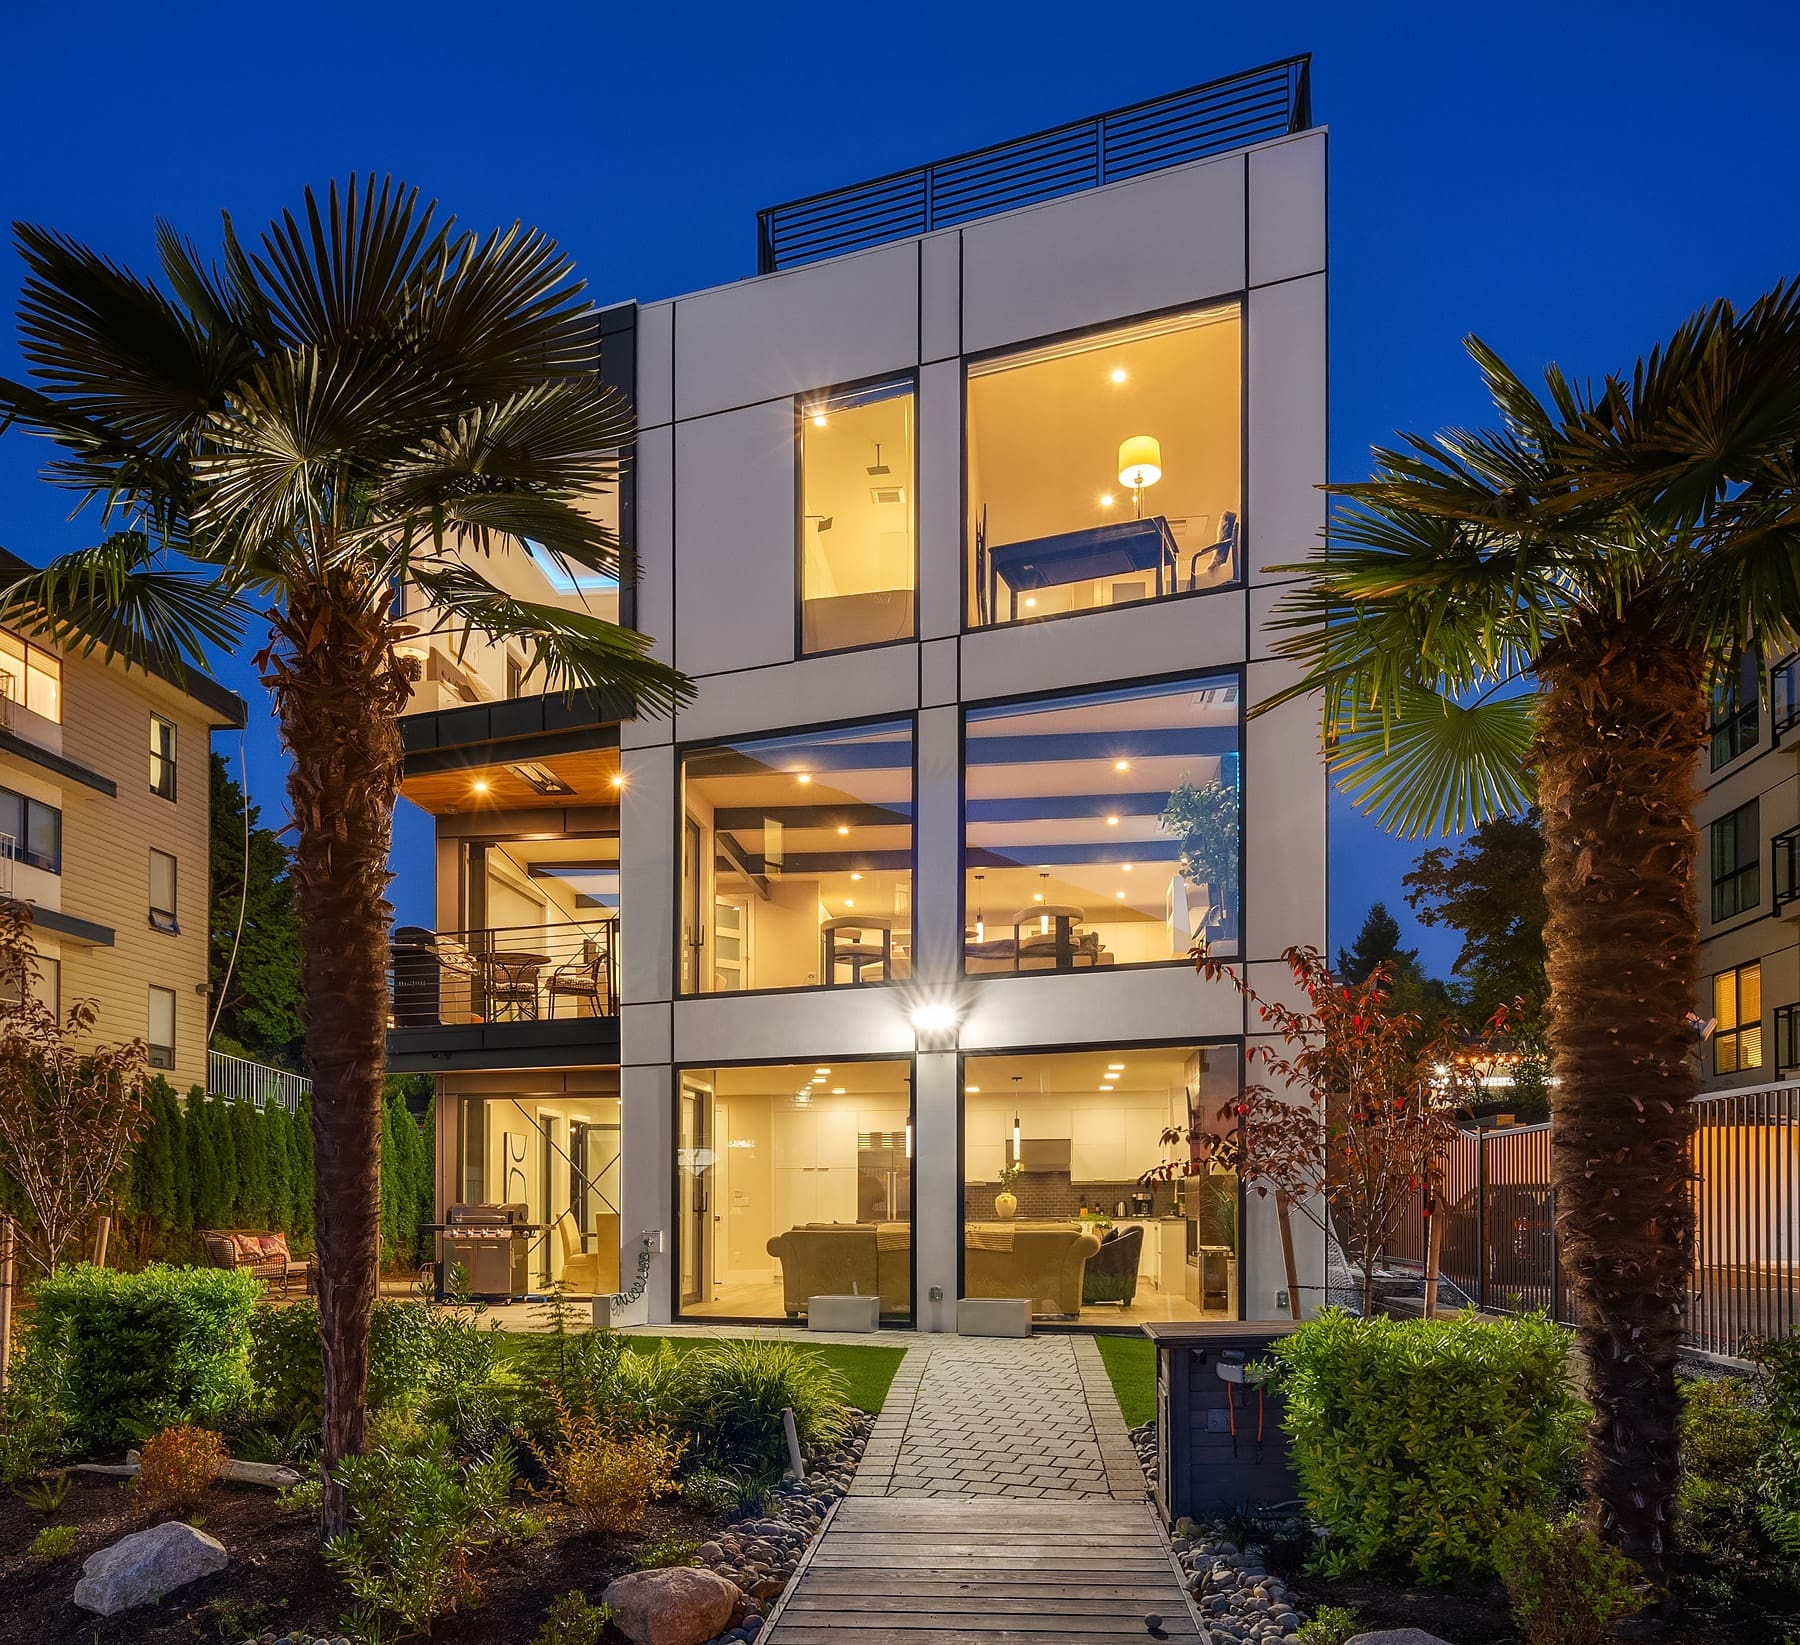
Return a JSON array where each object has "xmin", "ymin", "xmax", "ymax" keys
[{"xmin": 1071, "ymin": 1109, "xmax": 1125, "ymax": 1181}]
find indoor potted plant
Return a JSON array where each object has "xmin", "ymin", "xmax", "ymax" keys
[{"xmin": 995, "ymin": 1157, "xmax": 1022, "ymax": 1221}]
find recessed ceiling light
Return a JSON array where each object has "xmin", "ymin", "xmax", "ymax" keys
[
  {"xmin": 837, "ymin": 825, "xmax": 849, "ymax": 835},
  {"xmin": 1106, "ymin": 815, "xmax": 1119, "ymax": 826},
  {"xmin": 796, "ymin": 773, "xmax": 812, "ymax": 785},
  {"xmin": 1110, "ymin": 368, "xmax": 1127, "ymax": 383},
  {"xmin": 1114, "ymin": 759, "xmax": 1130, "ymax": 771},
  {"xmin": 1024, "ymin": 596, "xmax": 1037, "ymax": 608},
  {"xmin": 1108, "ymin": 1063, "xmax": 1125, "ymax": 1071},
  {"xmin": 470, "ymin": 778, "xmax": 490, "ymax": 794},
  {"xmin": 1115, "ymin": 889, "xmax": 1127, "ymax": 899},
  {"xmin": 965, "ymin": 1084, "xmax": 980, "ymax": 1094},
  {"xmin": 832, "ymin": 1087, "xmax": 846, "ymax": 1095},
  {"xmin": 1032, "ymin": 892, "xmax": 1044, "ymax": 903},
  {"xmin": 1122, "ymin": 864, "xmax": 1133, "ymax": 873},
  {"xmin": 843, "ymin": 898, "xmax": 855, "ymax": 907},
  {"xmin": 810, "ymin": 411, "xmax": 827, "ymax": 427},
  {"xmin": 1100, "ymin": 493, "xmax": 1115, "ymax": 508},
  {"xmin": 850, "ymin": 872, "xmax": 863, "ymax": 881},
  {"xmin": 815, "ymin": 1068, "xmax": 830, "ymax": 1075},
  {"xmin": 1100, "ymin": 1083, "xmax": 1114, "ymax": 1091}
]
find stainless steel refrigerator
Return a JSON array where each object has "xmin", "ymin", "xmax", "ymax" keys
[{"xmin": 858, "ymin": 1133, "xmax": 911, "ymax": 1222}]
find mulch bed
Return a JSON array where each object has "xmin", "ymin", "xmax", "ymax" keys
[{"xmin": 0, "ymin": 1469, "xmax": 719, "ymax": 1645}]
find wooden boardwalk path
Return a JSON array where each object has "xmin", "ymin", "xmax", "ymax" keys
[{"xmin": 761, "ymin": 1495, "xmax": 1205, "ymax": 1642}]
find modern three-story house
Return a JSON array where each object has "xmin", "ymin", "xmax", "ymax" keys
[{"xmin": 391, "ymin": 58, "xmax": 1328, "ymax": 1330}]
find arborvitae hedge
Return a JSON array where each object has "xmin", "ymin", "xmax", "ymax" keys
[{"xmin": 113, "ymin": 1077, "xmax": 430, "ymax": 1263}]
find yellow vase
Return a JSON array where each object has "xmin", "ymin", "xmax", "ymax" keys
[{"xmin": 994, "ymin": 1190, "xmax": 1018, "ymax": 1221}]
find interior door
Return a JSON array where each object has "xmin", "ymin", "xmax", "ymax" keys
[
  {"xmin": 681, "ymin": 817, "xmax": 705, "ymax": 993},
  {"xmin": 712, "ymin": 896, "xmax": 749, "ymax": 992},
  {"xmin": 679, "ymin": 1081, "xmax": 713, "ymax": 1306}
]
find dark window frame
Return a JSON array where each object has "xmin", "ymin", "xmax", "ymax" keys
[
  {"xmin": 0, "ymin": 785, "xmax": 63, "ymax": 874},
  {"xmin": 1708, "ymin": 650, "xmax": 1760, "ymax": 770},
  {"xmin": 1709, "ymin": 800, "xmax": 1760, "ymax": 923},
  {"xmin": 149, "ymin": 713, "xmax": 177, "ymax": 801},
  {"xmin": 1713, "ymin": 960, "xmax": 1763, "ymax": 1075}
]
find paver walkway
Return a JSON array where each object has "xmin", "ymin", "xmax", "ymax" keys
[{"xmin": 763, "ymin": 1334, "xmax": 1206, "ymax": 1643}]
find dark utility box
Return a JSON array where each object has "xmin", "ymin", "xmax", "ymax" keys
[{"xmin": 1144, "ymin": 1321, "xmax": 1299, "ymax": 1522}]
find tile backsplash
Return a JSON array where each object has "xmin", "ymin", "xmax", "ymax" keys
[{"xmin": 963, "ymin": 1169, "xmax": 1178, "ymax": 1221}]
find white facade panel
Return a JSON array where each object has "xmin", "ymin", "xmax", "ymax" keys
[
  {"xmin": 672, "ymin": 243, "xmax": 918, "ymax": 421},
  {"xmin": 675, "ymin": 644, "xmax": 917, "ymax": 747},
  {"xmin": 672, "ymin": 989, "xmax": 917, "ymax": 1066},
  {"xmin": 618, "ymin": 743, "xmax": 677, "ymax": 1005},
  {"xmin": 957, "ymin": 966, "xmax": 1243, "ymax": 1050},
  {"xmin": 636, "ymin": 300, "xmax": 675, "ymax": 430},
  {"xmin": 1249, "ymin": 133, "xmax": 1328, "ymax": 288},
  {"xmin": 960, "ymin": 156, "xmax": 1247, "ymax": 356},
  {"xmin": 621, "ymin": 1064, "xmax": 676, "ymax": 1323},
  {"xmin": 919, "ymin": 232, "xmax": 961, "ymax": 363},
  {"xmin": 1246, "ymin": 273, "xmax": 1327, "ymax": 586},
  {"xmin": 672, "ymin": 401, "xmax": 797, "ymax": 677},
  {"xmin": 632, "ymin": 422, "xmax": 675, "ymax": 670},
  {"xmin": 1245, "ymin": 660, "xmax": 1326, "ymax": 966},
  {"xmin": 916, "ymin": 358, "xmax": 964, "ymax": 641}
]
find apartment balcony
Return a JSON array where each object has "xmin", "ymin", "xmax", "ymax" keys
[
  {"xmin": 755, "ymin": 56, "xmax": 1312, "ymax": 272},
  {"xmin": 386, "ymin": 918, "xmax": 620, "ymax": 1073},
  {"xmin": 1775, "ymin": 827, "xmax": 1800, "ymax": 918}
]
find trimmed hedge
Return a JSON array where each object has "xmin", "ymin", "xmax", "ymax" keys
[
  {"xmin": 1270, "ymin": 1308, "xmax": 1584, "ymax": 1581},
  {"xmin": 32, "ymin": 1263, "xmax": 263, "ymax": 1450},
  {"xmin": 249, "ymin": 1297, "xmax": 433, "ymax": 1418}
]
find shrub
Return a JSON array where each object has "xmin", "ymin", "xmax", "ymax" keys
[
  {"xmin": 1270, "ymin": 1308, "xmax": 1584, "ymax": 1581},
  {"xmin": 531, "ymin": 1590, "xmax": 613, "ymax": 1645},
  {"xmin": 1293, "ymin": 1606, "xmax": 1361, "ymax": 1645},
  {"xmin": 31, "ymin": 1523, "xmax": 77, "ymax": 1560},
  {"xmin": 675, "ymin": 1337, "xmax": 849, "ymax": 1476},
  {"xmin": 136, "ymin": 1423, "xmax": 227, "ymax": 1513},
  {"xmin": 634, "ymin": 1533, "xmax": 702, "ymax": 1570},
  {"xmin": 14, "ymin": 1468, "xmax": 71, "ymax": 1514},
  {"xmin": 525, "ymin": 1390, "xmax": 683, "ymax": 1534},
  {"xmin": 276, "ymin": 1477, "xmax": 324, "ymax": 1516},
  {"xmin": 248, "ymin": 1297, "xmax": 431, "ymax": 1421},
  {"xmin": 1677, "ymin": 1376, "xmax": 1771, "ymax": 1575},
  {"xmin": 682, "ymin": 1466, "xmax": 773, "ymax": 1519},
  {"xmin": 1493, "ymin": 1512, "xmax": 1647, "ymax": 1645},
  {"xmin": 0, "ymin": 1322, "xmax": 68, "ymax": 1484},
  {"xmin": 32, "ymin": 1263, "xmax": 261, "ymax": 1450},
  {"xmin": 325, "ymin": 1424, "xmax": 532, "ymax": 1638},
  {"xmin": 1748, "ymin": 1334, "xmax": 1800, "ymax": 1565}
]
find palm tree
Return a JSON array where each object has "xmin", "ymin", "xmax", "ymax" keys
[
  {"xmin": 0, "ymin": 177, "xmax": 693, "ymax": 1532},
  {"xmin": 1266, "ymin": 281, "xmax": 1800, "ymax": 1578}
]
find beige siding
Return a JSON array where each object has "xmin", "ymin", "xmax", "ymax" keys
[{"xmin": 8, "ymin": 648, "xmax": 230, "ymax": 1092}]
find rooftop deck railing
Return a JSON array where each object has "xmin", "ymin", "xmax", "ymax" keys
[{"xmin": 756, "ymin": 55, "xmax": 1314, "ymax": 273}]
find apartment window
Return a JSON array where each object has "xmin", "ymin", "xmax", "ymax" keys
[
  {"xmin": 799, "ymin": 378, "xmax": 916, "ymax": 654},
  {"xmin": 1709, "ymin": 801, "xmax": 1759, "ymax": 922},
  {"xmin": 0, "ymin": 787, "xmax": 61, "ymax": 873},
  {"xmin": 680, "ymin": 718, "xmax": 914, "ymax": 993},
  {"xmin": 0, "ymin": 627, "xmax": 61, "ymax": 723},
  {"xmin": 963, "ymin": 674, "xmax": 1240, "ymax": 974},
  {"xmin": 1714, "ymin": 962, "xmax": 1762, "ymax": 1074},
  {"xmin": 149, "ymin": 715, "xmax": 177, "ymax": 801},
  {"xmin": 1709, "ymin": 650, "xmax": 1759, "ymax": 769},
  {"xmin": 0, "ymin": 954, "xmax": 58, "ymax": 1016},
  {"xmin": 966, "ymin": 304, "xmax": 1242, "ymax": 628},
  {"xmin": 961, "ymin": 1045, "xmax": 1241, "ymax": 1322},
  {"xmin": 149, "ymin": 848, "xmax": 179, "ymax": 934},
  {"xmin": 676, "ymin": 1059, "xmax": 912, "ymax": 1321},
  {"xmin": 148, "ymin": 984, "xmax": 176, "ymax": 1070}
]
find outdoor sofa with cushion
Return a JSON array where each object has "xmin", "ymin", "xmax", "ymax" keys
[{"xmin": 201, "ymin": 1229, "xmax": 312, "ymax": 1295}]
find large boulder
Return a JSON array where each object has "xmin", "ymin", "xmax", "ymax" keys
[
  {"xmin": 1346, "ymin": 1632, "xmax": 1454, "ymax": 1645},
  {"xmin": 73, "ymin": 1521, "xmax": 229, "ymax": 1616},
  {"xmin": 601, "ymin": 1566, "xmax": 741, "ymax": 1645}
]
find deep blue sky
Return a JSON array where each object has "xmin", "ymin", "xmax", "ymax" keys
[{"xmin": 3, "ymin": 1, "xmax": 1797, "ymax": 969}]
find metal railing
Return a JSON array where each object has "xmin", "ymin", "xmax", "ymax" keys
[
  {"xmin": 755, "ymin": 56, "xmax": 1314, "ymax": 273},
  {"xmin": 1775, "ymin": 652, "xmax": 1800, "ymax": 740},
  {"xmin": 1775, "ymin": 827, "xmax": 1800, "ymax": 915},
  {"xmin": 206, "ymin": 1050, "xmax": 310, "ymax": 1112},
  {"xmin": 1778, "ymin": 1006, "xmax": 1800, "ymax": 1078},
  {"xmin": 1382, "ymin": 1082, "xmax": 1799, "ymax": 1358},
  {"xmin": 389, "ymin": 919, "xmax": 619, "ymax": 1029},
  {"xmin": 0, "ymin": 834, "xmax": 11, "ymax": 899}
]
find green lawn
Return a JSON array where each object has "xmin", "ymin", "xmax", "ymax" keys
[
  {"xmin": 498, "ymin": 1331, "xmax": 906, "ymax": 1415},
  {"xmin": 1094, "ymin": 1334, "xmax": 1156, "ymax": 1428}
]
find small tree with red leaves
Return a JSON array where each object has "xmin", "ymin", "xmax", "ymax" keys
[
  {"xmin": 1143, "ymin": 944, "xmax": 1475, "ymax": 1318},
  {"xmin": 0, "ymin": 900, "xmax": 150, "ymax": 1273}
]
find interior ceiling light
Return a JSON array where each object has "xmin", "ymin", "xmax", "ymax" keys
[
  {"xmin": 1110, "ymin": 367, "xmax": 1128, "ymax": 383},
  {"xmin": 509, "ymin": 760, "xmax": 576, "ymax": 797},
  {"xmin": 837, "ymin": 824, "xmax": 850, "ymax": 835},
  {"xmin": 1115, "ymin": 889, "xmax": 1127, "ymax": 899},
  {"xmin": 832, "ymin": 1087, "xmax": 846, "ymax": 1095},
  {"xmin": 796, "ymin": 773, "xmax": 812, "ymax": 785},
  {"xmin": 867, "ymin": 443, "xmax": 891, "ymax": 477},
  {"xmin": 851, "ymin": 871, "xmax": 864, "ymax": 881},
  {"xmin": 843, "ymin": 898, "xmax": 855, "ymax": 908},
  {"xmin": 965, "ymin": 1084, "xmax": 980, "ymax": 1094},
  {"xmin": 1024, "ymin": 596, "xmax": 1037, "ymax": 608},
  {"xmin": 1106, "ymin": 815, "xmax": 1120, "ymax": 826},
  {"xmin": 816, "ymin": 1067, "xmax": 830, "ymax": 1074},
  {"xmin": 1115, "ymin": 759, "xmax": 1130, "ymax": 771},
  {"xmin": 1100, "ymin": 493, "xmax": 1115, "ymax": 508}
]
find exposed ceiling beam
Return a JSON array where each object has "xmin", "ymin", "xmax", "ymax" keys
[{"xmin": 715, "ymin": 830, "xmax": 772, "ymax": 899}]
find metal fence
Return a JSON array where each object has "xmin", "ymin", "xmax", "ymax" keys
[
  {"xmin": 206, "ymin": 1049, "xmax": 310, "ymax": 1112},
  {"xmin": 388, "ymin": 919, "xmax": 619, "ymax": 1029},
  {"xmin": 756, "ymin": 56, "xmax": 1314, "ymax": 273},
  {"xmin": 1384, "ymin": 1081, "xmax": 1799, "ymax": 1358}
]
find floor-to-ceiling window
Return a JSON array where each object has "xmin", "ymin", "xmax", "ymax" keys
[
  {"xmin": 450, "ymin": 1081, "xmax": 622, "ymax": 1294},
  {"xmin": 961, "ymin": 1044, "xmax": 1241, "ymax": 1324},
  {"xmin": 680, "ymin": 718, "xmax": 914, "ymax": 993},
  {"xmin": 964, "ymin": 672, "xmax": 1241, "ymax": 973},
  {"xmin": 967, "ymin": 305, "xmax": 1242, "ymax": 628},
  {"xmin": 677, "ymin": 1058, "xmax": 913, "ymax": 1322}
]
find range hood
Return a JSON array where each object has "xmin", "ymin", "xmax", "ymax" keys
[{"xmin": 1019, "ymin": 1137, "xmax": 1072, "ymax": 1172}]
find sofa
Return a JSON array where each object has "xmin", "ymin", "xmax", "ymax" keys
[
  {"xmin": 766, "ymin": 1223, "xmax": 912, "ymax": 1318},
  {"xmin": 963, "ymin": 1224, "xmax": 1102, "ymax": 1317},
  {"xmin": 202, "ymin": 1229, "xmax": 311, "ymax": 1295}
]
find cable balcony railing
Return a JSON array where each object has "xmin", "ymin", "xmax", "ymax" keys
[
  {"xmin": 755, "ymin": 55, "xmax": 1314, "ymax": 273},
  {"xmin": 389, "ymin": 919, "xmax": 619, "ymax": 1030},
  {"xmin": 206, "ymin": 1050, "xmax": 310, "ymax": 1112},
  {"xmin": 1774, "ymin": 826, "xmax": 1800, "ymax": 916}
]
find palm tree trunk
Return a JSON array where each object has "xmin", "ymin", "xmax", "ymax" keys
[
  {"xmin": 268, "ymin": 578, "xmax": 410, "ymax": 1538},
  {"xmin": 1536, "ymin": 612, "xmax": 1707, "ymax": 1580}
]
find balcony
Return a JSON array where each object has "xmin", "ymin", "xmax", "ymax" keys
[
  {"xmin": 755, "ymin": 56, "xmax": 1314, "ymax": 273},
  {"xmin": 387, "ymin": 918, "xmax": 620, "ymax": 1073},
  {"xmin": 1777, "ymin": 1003, "xmax": 1800, "ymax": 1078},
  {"xmin": 1775, "ymin": 828, "xmax": 1800, "ymax": 918},
  {"xmin": 1775, "ymin": 653, "xmax": 1800, "ymax": 742}
]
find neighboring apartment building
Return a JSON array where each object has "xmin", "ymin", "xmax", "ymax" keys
[
  {"xmin": 392, "ymin": 59, "xmax": 1328, "ymax": 1330},
  {"xmin": 0, "ymin": 548, "xmax": 246, "ymax": 1091},
  {"xmin": 1696, "ymin": 647, "xmax": 1800, "ymax": 1089}
]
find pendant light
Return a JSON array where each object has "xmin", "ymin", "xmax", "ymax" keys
[
  {"xmin": 973, "ymin": 871, "xmax": 986, "ymax": 944},
  {"xmin": 1038, "ymin": 870, "xmax": 1051, "ymax": 935},
  {"xmin": 1010, "ymin": 1075, "xmax": 1023, "ymax": 1165}
]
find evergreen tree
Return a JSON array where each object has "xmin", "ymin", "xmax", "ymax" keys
[
  {"xmin": 209, "ymin": 752, "xmax": 305, "ymax": 1069},
  {"xmin": 210, "ymin": 1097, "xmax": 238, "ymax": 1225},
  {"xmin": 171, "ymin": 1087, "xmax": 196, "ymax": 1232},
  {"xmin": 1337, "ymin": 902, "xmax": 1417, "ymax": 983},
  {"xmin": 265, "ymin": 1101, "xmax": 294, "ymax": 1232},
  {"xmin": 130, "ymin": 1077, "xmax": 180, "ymax": 1229},
  {"xmin": 233, "ymin": 1101, "xmax": 267, "ymax": 1225},
  {"xmin": 292, "ymin": 1097, "xmax": 315, "ymax": 1241},
  {"xmin": 186, "ymin": 1087, "xmax": 222, "ymax": 1229}
]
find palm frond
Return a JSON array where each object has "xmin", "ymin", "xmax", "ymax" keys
[
  {"xmin": 1326, "ymin": 685, "xmax": 1536, "ymax": 837},
  {"xmin": 409, "ymin": 562, "xmax": 692, "ymax": 717},
  {"xmin": 0, "ymin": 533, "xmax": 251, "ymax": 675}
]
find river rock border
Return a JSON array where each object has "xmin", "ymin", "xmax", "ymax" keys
[{"xmin": 699, "ymin": 1409, "xmax": 871, "ymax": 1643}]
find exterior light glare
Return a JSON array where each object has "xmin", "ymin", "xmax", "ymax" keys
[
  {"xmin": 811, "ymin": 411, "xmax": 827, "ymax": 427},
  {"xmin": 910, "ymin": 1003, "xmax": 957, "ymax": 1033},
  {"xmin": 471, "ymin": 778, "xmax": 490, "ymax": 794},
  {"xmin": 1100, "ymin": 493, "xmax": 1115, "ymax": 508},
  {"xmin": 796, "ymin": 773, "xmax": 812, "ymax": 785},
  {"xmin": 609, "ymin": 772, "xmax": 626, "ymax": 788}
]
